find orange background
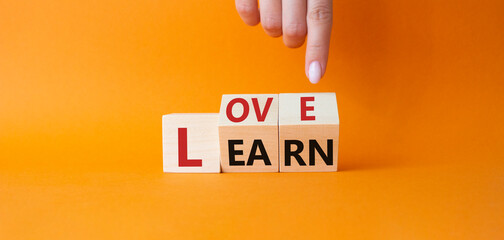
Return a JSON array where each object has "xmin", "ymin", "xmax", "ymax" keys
[{"xmin": 1, "ymin": 0, "xmax": 504, "ymax": 239}]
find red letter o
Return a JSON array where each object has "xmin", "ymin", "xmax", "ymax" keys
[{"xmin": 226, "ymin": 98, "xmax": 249, "ymax": 122}]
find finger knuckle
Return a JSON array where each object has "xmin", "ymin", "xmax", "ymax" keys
[
  {"xmin": 308, "ymin": 4, "xmax": 333, "ymax": 22},
  {"xmin": 283, "ymin": 23, "xmax": 307, "ymax": 38},
  {"xmin": 236, "ymin": 3, "xmax": 256, "ymax": 17},
  {"xmin": 262, "ymin": 17, "xmax": 282, "ymax": 33},
  {"xmin": 307, "ymin": 42, "xmax": 324, "ymax": 52},
  {"xmin": 284, "ymin": 39, "xmax": 304, "ymax": 48}
]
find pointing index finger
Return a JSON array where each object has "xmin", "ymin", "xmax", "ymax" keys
[{"xmin": 305, "ymin": 0, "xmax": 333, "ymax": 84}]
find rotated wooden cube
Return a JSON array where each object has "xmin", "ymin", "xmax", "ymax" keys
[
  {"xmin": 219, "ymin": 94, "xmax": 279, "ymax": 172},
  {"xmin": 162, "ymin": 113, "xmax": 220, "ymax": 173},
  {"xmin": 279, "ymin": 93, "xmax": 339, "ymax": 172}
]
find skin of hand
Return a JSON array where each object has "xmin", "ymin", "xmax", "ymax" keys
[{"xmin": 235, "ymin": 0, "xmax": 333, "ymax": 84}]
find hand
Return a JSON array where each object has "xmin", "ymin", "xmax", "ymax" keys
[{"xmin": 235, "ymin": 0, "xmax": 333, "ymax": 84}]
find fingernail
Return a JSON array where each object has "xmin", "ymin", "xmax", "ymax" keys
[{"xmin": 308, "ymin": 61, "xmax": 321, "ymax": 84}]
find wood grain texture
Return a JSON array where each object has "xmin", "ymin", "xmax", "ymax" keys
[
  {"xmin": 279, "ymin": 93, "xmax": 339, "ymax": 172},
  {"xmin": 162, "ymin": 113, "xmax": 220, "ymax": 173},
  {"xmin": 279, "ymin": 124, "xmax": 339, "ymax": 172},
  {"xmin": 219, "ymin": 94, "xmax": 279, "ymax": 172},
  {"xmin": 219, "ymin": 125, "xmax": 279, "ymax": 172}
]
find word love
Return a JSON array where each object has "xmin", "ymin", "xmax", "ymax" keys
[{"xmin": 162, "ymin": 93, "xmax": 339, "ymax": 173}]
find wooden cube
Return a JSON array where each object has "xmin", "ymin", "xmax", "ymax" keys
[
  {"xmin": 219, "ymin": 94, "xmax": 279, "ymax": 172},
  {"xmin": 162, "ymin": 113, "xmax": 220, "ymax": 173},
  {"xmin": 279, "ymin": 93, "xmax": 339, "ymax": 172}
]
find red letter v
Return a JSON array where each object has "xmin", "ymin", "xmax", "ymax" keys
[{"xmin": 252, "ymin": 97, "xmax": 273, "ymax": 122}]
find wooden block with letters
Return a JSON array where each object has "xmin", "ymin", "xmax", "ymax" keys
[
  {"xmin": 162, "ymin": 113, "xmax": 220, "ymax": 173},
  {"xmin": 278, "ymin": 93, "xmax": 339, "ymax": 172},
  {"xmin": 219, "ymin": 94, "xmax": 279, "ymax": 172}
]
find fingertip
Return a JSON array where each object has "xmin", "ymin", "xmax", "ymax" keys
[
  {"xmin": 307, "ymin": 61, "xmax": 322, "ymax": 84},
  {"xmin": 236, "ymin": 0, "xmax": 260, "ymax": 26},
  {"xmin": 262, "ymin": 20, "xmax": 283, "ymax": 38},
  {"xmin": 244, "ymin": 18, "xmax": 260, "ymax": 26},
  {"xmin": 283, "ymin": 36, "xmax": 305, "ymax": 48}
]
